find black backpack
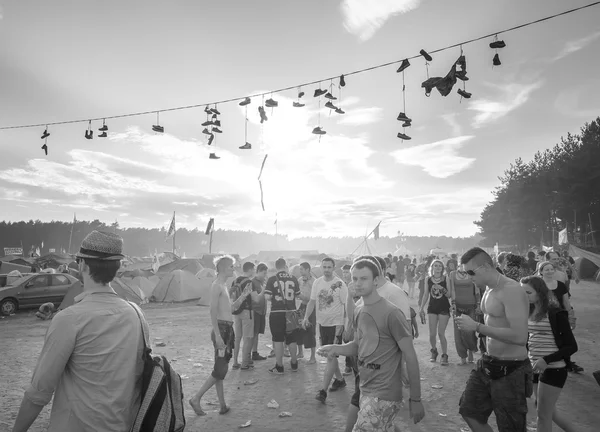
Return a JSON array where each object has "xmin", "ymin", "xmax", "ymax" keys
[{"xmin": 230, "ymin": 277, "xmax": 252, "ymax": 315}]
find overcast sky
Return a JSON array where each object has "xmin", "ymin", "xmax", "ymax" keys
[{"xmin": 0, "ymin": 0, "xmax": 599, "ymax": 238}]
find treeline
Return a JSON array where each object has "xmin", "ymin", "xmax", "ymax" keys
[
  {"xmin": 475, "ymin": 117, "xmax": 600, "ymax": 250},
  {"xmin": 0, "ymin": 220, "xmax": 482, "ymax": 258}
]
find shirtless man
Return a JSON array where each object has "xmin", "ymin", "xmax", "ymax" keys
[
  {"xmin": 455, "ymin": 247, "xmax": 532, "ymax": 432},
  {"xmin": 190, "ymin": 255, "xmax": 244, "ymax": 416}
]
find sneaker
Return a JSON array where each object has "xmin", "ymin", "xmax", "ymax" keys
[
  {"xmin": 430, "ymin": 348, "xmax": 439, "ymax": 362},
  {"xmin": 324, "ymin": 92, "xmax": 337, "ymax": 100},
  {"xmin": 98, "ymin": 125, "xmax": 108, "ymax": 132},
  {"xmin": 397, "ymin": 112, "xmax": 411, "ymax": 122},
  {"xmin": 232, "ymin": 363, "xmax": 241, "ymax": 370},
  {"xmin": 402, "ymin": 120, "xmax": 412, "ymax": 128},
  {"xmin": 201, "ymin": 121, "xmax": 213, "ymax": 127},
  {"xmin": 85, "ymin": 130, "xmax": 94, "ymax": 139},
  {"xmin": 152, "ymin": 125, "xmax": 164, "ymax": 133},
  {"xmin": 265, "ymin": 98, "xmax": 279, "ymax": 108},
  {"xmin": 335, "ymin": 107, "xmax": 345, "ymax": 114},
  {"xmin": 291, "ymin": 361, "xmax": 298, "ymax": 372},
  {"xmin": 211, "ymin": 113, "xmax": 218, "ymax": 120},
  {"xmin": 210, "ymin": 107, "xmax": 221, "ymax": 115},
  {"xmin": 312, "ymin": 127, "xmax": 326, "ymax": 135},
  {"xmin": 204, "ymin": 106, "xmax": 211, "ymax": 114},
  {"xmin": 207, "ymin": 133, "xmax": 215, "ymax": 146},
  {"xmin": 343, "ymin": 366, "xmax": 352, "ymax": 376},
  {"xmin": 441, "ymin": 354, "xmax": 449, "ymax": 366},
  {"xmin": 569, "ymin": 363, "xmax": 584, "ymax": 373},
  {"xmin": 493, "ymin": 53, "xmax": 501, "ymax": 66},
  {"xmin": 324, "ymin": 101, "xmax": 337, "ymax": 110},
  {"xmin": 268, "ymin": 349, "xmax": 275, "ymax": 358},
  {"xmin": 252, "ymin": 352, "xmax": 267, "ymax": 361},
  {"xmin": 258, "ymin": 106, "xmax": 268, "ymax": 123},
  {"xmin": 397, "ymin": 59, "xmax": 411, "ymax": 73},
  {"xmin": 213, "ymin": 120, "xmax": 221, "ymax": 127},
  {"xmin": 397, "ymin": 132, "xmax": 411, "ymax": 140},
  {"xmin": 339, "ymin": 74, "xmax": 346, "ymax": 87},
  {"xmin": 240, "ymin": 364, "xmax": 254, "ymax": 370},
  {"xmin": 298, "ymin": 90, "xmax": 305, "ymax": 98},
  {"xmin": 420, "ymin": 49, "xmax": 433, "ymax": 62},
  {"xmin": 99, "ymin": 132, "xmax": 108, "ymax": 138},
  {"xmin": 315, "ymin": 389, "xmax": 327, "ymax": 404},
  {"xmin": 41, "ymin": 143, "xmax": 48, "ymax": 155},
  {"xmin": 239, "ymin": 142, "xmax": 252, "ymax": 150},
  {"xmin": 202, "ymin": 128, "xmax": 211, "ymax": 135},
  {"xmin": 330, "ymin": 378, "xmax": 346, "ymax": 391},
  {"xmin": 212, "ymin": 127, "xmax": 223, "ymax": 134},
  {"xmin": 457, "ymin": 89, "xmax": 472, "ymax": 99},
  {"xmin": 239, "ymin": 97, "xmax": 251, "ymax": 106},
  {"xmin": 593, "ymin": 370, "xmax": 600, "ymax": 386},
  {"xmin": 209, "ymin": 153, "xmax": 220, "ymax": 160},
  {"xmin": 313, "ymin": 89, "xmax": 327, "ymax": 97},
  {"xmin": 489, "ymin": 40, "xmax": 506, "ymax": 49},
  {"xmin": 41, "ymin": 129, "xmax": 50, "ymax": 139},
  {"xmin": 456, "ymin": 71, "xmax": 469, "ymax": 81},
  {"xmin": 293, "ymin": 101, "xmax": 305, "ymax": 108},
  {"xmin": 268, "ymin": 364, "xmax": 284, "ymax": 375}
]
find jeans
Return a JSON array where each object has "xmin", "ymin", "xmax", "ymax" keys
[{"xmin": 454, "ymin": 304, "xmax": 478, "ymax": 359}]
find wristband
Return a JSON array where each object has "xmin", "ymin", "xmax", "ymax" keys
[{"xmin": 409, "ymin": 398, "xmax": 421, "ymax": 403}]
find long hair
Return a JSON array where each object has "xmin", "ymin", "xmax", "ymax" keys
[
  {"xmin": 521, "ymin": 275, "xmax": 558, "ymax": 322},
  {"xmin": 429, "ymin": 259, "xmax": 445, "ymax": 277}
]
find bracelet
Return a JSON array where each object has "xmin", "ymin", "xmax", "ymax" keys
[{"xmin": 409, "ymin": 398, "xmax": 421, "ymax": 403}]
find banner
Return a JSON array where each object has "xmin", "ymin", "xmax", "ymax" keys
[
  {"xmin": 49, "ymin": 248, "xmax": 56, "ymax": 253},
  {"xmin": 205, "ymin": 218, "xmax": 214, "ymax": 235},
  {"xmin": 3, "ymin": 247, "xmax": 23, "ymax": 256},
  {"xmin": 166, "ymin": 212, "xmax": 176, "ymax": 239},
  {"xmin": 373, "ymin": 222, "xmax": 381, "ymax": 240},
  {"xmin": 558, "ymin": 228, "xmax": 568, "ymax": 245}
]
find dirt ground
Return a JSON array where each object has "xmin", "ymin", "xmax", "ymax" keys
[{"xmin": 1, "ymin": 281, "xmax": 599, "ymax": 432}]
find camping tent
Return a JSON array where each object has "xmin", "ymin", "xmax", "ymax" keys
[
  {"xmin": 36, "ymin": 253, "xmax": 75, "ymax": 269},
  {"xmin": 152, "ymin": 269, "xmax": 208, "ymax": 303},
  {"xmin": 157, "ymin": 259, "xmax": 204, "ymax": 275},
  {"xmin": 393, "ymin": 246, "xmax": 412, "ymax": 257},
  {"xmin": 0, "ymin": 261, "xmax": 32, "ymax": 274},
  {"xmin": 126, "ymin": 276, "xmax": 158, "ymax": 299},
  {"xmin": 6, "ymin": 270, "xmax": 24, "ymax": 285},
  {"xmin": 58, "ymin": 278, "xmax": 144, "ymax": 310}
]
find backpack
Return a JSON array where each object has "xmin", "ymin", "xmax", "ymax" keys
[
  {"xmin": 128, "ymin": 303, "xmax": 185, "ymax": 432},
  {"xmin": 230, "ymin": 277, "xmax": 252, "ymax": 315}
]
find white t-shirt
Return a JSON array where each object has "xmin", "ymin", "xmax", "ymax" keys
[
  {"xmin": 310, "ymin": 276, "xmax": 348, "ymax": 327},
  {"xmin": 356, "ymin": 281, "xmax": 411, "ymax": 321}
]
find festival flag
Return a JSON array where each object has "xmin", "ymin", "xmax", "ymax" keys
[
  {"xmin": 205, "ymin": 218, "xmax": 214, "ymax": 235},
  {"xmin": 558, "ymin": 228, "xmax": 568, "ymax": 245},
  {"xmin": 166, "ymin": 212, "xmax": 175, "ymax": 239},
  {"xmin": 373, "ymin": 222, "xmax": 381, "ymax": 240}
]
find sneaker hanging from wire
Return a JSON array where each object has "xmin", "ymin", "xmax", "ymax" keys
[
  {"xmin": 397, "ymin": 59, "xmax": 410, "ymax": 73},
  {"xmin": 293, "ymin": 101, "xmax": 305, "ymax": 108},
  {"xmin": 420, "ymin": 49, "xmax": 433, "ymax": 62},
  {"xmin": 41, "ymin": 143, "xmax": 48, "ymax": 155},
  {"xmin": 324, "ymin": 101, "xmax": 337, "ymax": 110},
  {"xmin": 209, "ymin": 153, "xmax": 220, "ymax": 160},
  {"xmin": 41, "ymin": 129, "xmax": 50, "ymax": 139},
  {"xmin": 397, "ymin": 112, "xmax": 411, "ymax": 122},
  {"xmin": 493, "ymin": 53, "xmax": 501, "ymax": 66},
  {"xmin": 489, "ymin": 40, "xmax": 506, "ymax": 49},
  {"xmin": 265, "ymin": 98, "xmax": 278, "ymax": 108},
  {"xmin": 239, "ymin": 97, "xmax": 251, "ymax": 106},
  {"xmin": 324, "ymin": 92, "xmax": 337, "ymax": 100},
  {"xmin": 457, "ymin": 88, "xmax": 472, "ymax": 99},
  {"xmin": 152, "ymin": 125, "xmax": 164, "ymax": 133},
  {"xmin": 339, "ymin": 74, "xmax": 346, "ymax": 87},
  {"xmin": 258, "ymin": 106, "xmax": 268, "ymax": 123},
  {"xmin": 335, "ymin": 107, "xmax": 345, "ymax": 114},
  {"xmin": 397, "ymin": 132, "xmax": 411, "ymax": 140},
  {"xmin": 99, "ymin": 131, "xmax": 108, "ymax": 138},
  {"xmin": 239, "ymin": 142, "xmax": 252, "ymax": 150},
  {"xmin": 313, "ymin": 88, "xmax": 327, "ymax": 97},
  {"xmin": 312, "ymin": 126, "xmax": 326, "ymax": 135},
  {"xmin": 212, "ymin": 127, "xmax": 222, "ymax": 134}
]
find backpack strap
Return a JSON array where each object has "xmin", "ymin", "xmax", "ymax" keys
[{"xmin": 127, "ymin": 301, "xmax": 152, "ymax": 358}]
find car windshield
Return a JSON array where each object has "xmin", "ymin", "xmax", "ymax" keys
[{"xmin": 9, "ymin": 275, "xmax": 34, "ymax": 286}]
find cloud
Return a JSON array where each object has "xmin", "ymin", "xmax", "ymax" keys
[
  {"xmin": 468, "ymin": 81, "xmax": 543, "ymax": 128},
  {"xmin": 391, "ymin": 136, "xmax": 476, "ymax": 178},
  {"xmin": 441, "ymin": 113, "xmax": 462, "ymax": 136},
  {"xmin": 554, "ymin": 85, "xmax": 600, "ymax": 118},
  {"xmin": 337, "ymin": 107, "xmax": 383, "ymax": 126},
  {"xmin": 340, "ymin": 0, "xmax": 421, "ymax": 41},
  {"xmin": 552, "ymin": 31, "xmax": 600, "ymax": 62}
]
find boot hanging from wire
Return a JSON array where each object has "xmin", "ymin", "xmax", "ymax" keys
[
  {"xmin": 98, "ymin": 119, "xmax": 108, "ymax": 138},
  {"xmin": 335, "ymin": 75, "xmax": 345, "ymax": 114},
  {"xmin": 85, "ymin": 120, "xmax": 93, "ymax": 139},
  {"xmin": 324, "ymin": 79, "xmax": 338, "ymax": 115},
  {"xmin": 490, "ymin": 34, "xmax": 506, "ymax": 67},
  {"xmin": 312, "ymin": 82, "xmax": 326, "ymax": 139},
  {"xmin": 41, "ymin": 125, "xmax": 50, "ymax": 155},
  {"xmin": 397, "ymin": 70, "xmax": 412, "ymax": 141},
  {"xmin": 152, "ymin": 112, "xmax": 164, "ymax": 133},
  {"xmin": 456, "ymin": 46, "xmax": 472, "ymax": 101},
  {"xmin": 293, "ymin": 86, "xmax": 305, "ymax": 108}
]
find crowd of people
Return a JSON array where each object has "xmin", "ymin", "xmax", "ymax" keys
[{"xmin": 9, "ymin": 230, "xmax": 598, "ymax": 432}]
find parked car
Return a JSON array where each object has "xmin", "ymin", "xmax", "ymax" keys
[{"xmin": 0, "ymin": 273, "xmax": 79, "ymax": 315}]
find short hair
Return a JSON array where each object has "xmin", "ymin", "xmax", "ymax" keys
[
  {"xmin": 275, "ymin": 258, "xmax": 287, "ymax": 270},
  {"xmin": 341, "ymin": 264, "xmax": 351, "ymax": 271},
  {"xmin": 321, "ymin": 257, "xmax": 335, "ymax": 267},
  {"xmin": 527, "ymin": 251, "xmax": 536, "ymax": 260},
  {"xmin": 538, "ymin": 250, "xmax": 547, "ymax": 258},
  {"xmin": 214, "ymin": 255, "xmax": 235, "ymax": 272},
  {"xmin": 460, "ymin": 247, "xmax": 494, "ymax": 267},
  {"xmin": 83, "ymin": 258, "xmax": 120, "ymax": 285},
  {"xmin": 497, "ymin": 252, "xmax": 507, "ymax": 264},
  {"xmin": 375, "ymin": 256, "xmax": 386, "ymax": 272},
  {"xmin": 256, "ymin": 263, "xmax": 268, "ymax": 273},
  {"xmin": 351, "ymin": 255, "xmax": 382, "ymax": 278},
  {"xmin": 546, "ymin": 251, "xmax": 559, "ymax": 260},
  {"xmin": 299, "ymin": 262, "xmax": 311, "ymax": 271},
  {"xmin": 242, "ymin": 262, "xmax": 255, "ymax": 273}
]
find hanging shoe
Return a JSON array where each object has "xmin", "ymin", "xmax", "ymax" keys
[
  {"xmin": 397, "ymin": 132, "xmax": 411, "ymax": 140},
  {"xmin": 202, "ymin": 128, "xmax": 211, "ymax": 135},
  {"xmin": 212, "ymin": 127, "xmax": 222, "ymax": 134},
  {"xmin": 211, "ymin": 113, "xmax": 218, "ymax": 120},
  {"xmin": 397, "ymin": 112, "xmax": 412, "ymax": 122},
  {"xmin": 265, "ymin": 98, "xmax": 278, "ymax": 108},
  {"xmin": 98, "ymin": 125, "xmax": 108, "ymax": 132},
  {"xmin": 239, "ymin": 97, "xmax": 251, "ymax": 106},
  {"xmin": 210, "ymin": 107, "xmax": 221, "ymax": 115},
  {"xmin": 209, "ymin": 153, "xmax": 220, "ymax": 159},
  {"xmin": 207, "ymin": 133, "xmax": 215, "ymax": 146},
  {"xmin": 313, "ymin": 89, "xmax": 327, "ymax": 97},
  {"xmin": 457, "ymin": 89, "xmax": 472, "ymax": 99},
  {"xmin": 213, "ymin": 120, "xmax": 221, "ymax": 127},
  {"xmin": 489, "ymin": 40, "xmax": 506, "ymax": 49},
  {"xmin": 339, "ymin": 74, "xmax": 346, "ymax": 87},
  {"xmin": 324, "ymin": 101, "xmax": 337, "ymax": 110},
  {"xmin": 204, "ymin": 106, "xmax": 211, "ymax": 114},
  {"xmin": 312, "ymin": 127, "xmax": 326, "ymax": 135},
  {"xmin": 41, "ymin": 143, "xmax": 48, "ymax": 155},
  {"xmin": 258, "ymin": 106, "xmax": 268, "ymax": 123},
  {"xmin": 402, "ymin": 120, "xmax": 412, "ymax": 128},
  {"xmin": 239, "ymin": 142, "xmax": 252, "ymax": 150},
  {"xmin": 420, "ymin": 49, "xmax": 433, "ymax": 62},
  {"xmin": 293, "ymin": 101, "xmax": 305, "ymax": 108},
  {"xmin": 456, "ymin": 71, "xmax": 469, "ymax": 81},
  {"xmin": 201, "ymin": 121, "xmax": 213, "ymax": 127},
  {"xmin": 85, "ymin": 130, "xmax": 94, "ymax": 139},
  {"xmin": 298, "ymin": 91, "xmax": 305, "ymax": 98},
  {"xmin": 335, "ymin": 107, "xmax": 345, "ymax": 114},
  {"xmin": 41, "ymin": 129, "xmax": 50, "ymax": 139},
  {"xmin": 493, "ymin": 53, "xmax": 501, "ymax": 66},
  {"xmin": 99, "ymin": 131, "xmax": 108, "ymax": 138},
  {"xmin": 324, "ymin": 92, "xmax": 337, "ymax": 100},
  {"xmin": 397, "ymin": 59, "xmax": 411, "ymax": 73},
  {"xmin": 152, "ymin": 125, "xmax": 164, "ymax": 133}
]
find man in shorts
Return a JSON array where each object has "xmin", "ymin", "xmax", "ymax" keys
[
  {"xmin": 297, "ymin": 262, "xmax": 317, "ymax": 363},
  {"xmin": 264, "ymin": 258, "xmax": 301, "ymax": 374},
  {"xmin": 455, "ymin": 247, "xmax": 532, "ymax": 432},
  {"xmin": 303, "ymin": 257, "xmax": 349, "ymax": 403},
  {"xmin": 190, "ymin": 255, "xmax": 238, "ymax": 416},
  {"xmin": 231, "ymin": 262, "xmax": 256, "ymax": 370},
  {"xmin": 319, "ymin": 255, "xmax": 425, "ymax": 431},
  {"xmin": 251, "ymin": 263, "xmax": 268, "ymax": 361}
]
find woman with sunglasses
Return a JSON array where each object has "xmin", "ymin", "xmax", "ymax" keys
[
  {"xmin": 521, "ymin": 276, "xmax": 577, "ymax": 432},
  {"xmin": 419, "ymin": 259, "xmax": 451, "ymax": 365}
]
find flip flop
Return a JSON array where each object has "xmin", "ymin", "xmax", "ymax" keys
[
  {"xmin": 219, "ymin": 406, "xmax": 230, "ymax": 415},
  {"xmin": 189, "ymin": 399, "xmax": 206, "ymax": 416}
]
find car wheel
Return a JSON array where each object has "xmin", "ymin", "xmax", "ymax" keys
[{"xmin": 0, "ymin": 298, "xmax": 18, "ymax": 316}]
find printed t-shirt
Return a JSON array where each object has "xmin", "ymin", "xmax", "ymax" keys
[
  {"xmin": 356, "ymin": 281, "xmax": 410, "ymax": 321},
  {"xmin": 354, "ymin": 297, "xmax": 411, "ymax": 401},
  {"xmin": 265, "ymin": 271, "xmax": 300, "ymax": 312},
  {"xmin": 310, "ymin": 276, "xmax": 348, "ymax": 326}
]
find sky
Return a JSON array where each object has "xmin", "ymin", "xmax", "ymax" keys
[{"xmin": 0, "ymin": 0, "xmax": 599, "ymax": 239}]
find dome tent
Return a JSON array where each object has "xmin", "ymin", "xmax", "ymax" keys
[
  {"xmin": 152, "ymin": 269, "xmax": 208, "ymax": 303},
  {"xmin": 59, "ymin": 278, "xmax": 144, "ymax": 310}
]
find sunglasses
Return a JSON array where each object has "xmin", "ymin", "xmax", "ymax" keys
[{"xmin": 465, "ymin": 264, "xmax": 485, "ymax": 276}]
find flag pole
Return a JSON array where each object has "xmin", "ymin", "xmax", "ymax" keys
[
  {"xmin": 209, "ymin": 227, "xmax": 213, "ymax": 254},
  {"xmin": 68, "ymin": 213, "xmax": 75, "ymax": 255},
  {"xmin": 172, "ymin": 211, "xmax": 176, "ymax": 255}
]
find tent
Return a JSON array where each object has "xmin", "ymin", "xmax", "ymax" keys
[
  {"xmin": 36, "ymin": 253, "xmax": 75, "ymax": 269},
  {"xmin": 157, "ymin": 259, "xmax": 204, "ymax": 275},
  {"xmin": 152, "ymin": 269, "xmax": 208, "ymax": 303},
  {"xmin": 6, "ymin": 270, "xmax": 24, "ymax": 285},
  {"xmin": 126, "ymin": 276, "xmax": 158, "ymax": 299},
  {"xmin": 0, "ymin": 261, "xmax": 32, "ymax": 274},
  {"xmin": 393, "ymin": 246, "xmax": 412, "ymax": 257},
  {"xmin": 120, "ymin": 268, "xmax": 154, "ymax": 279},
  {"xmin": 58, "ymin": 278, "xmax": 144, "ymax": 310}
]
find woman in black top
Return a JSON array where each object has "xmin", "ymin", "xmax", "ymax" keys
[{"xmin": 538, "ymin": 262, "xmax": 574, "ymax": 323}]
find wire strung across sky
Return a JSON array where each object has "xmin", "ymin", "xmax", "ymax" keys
[{"xmin": 1, "ymin": 1, "xmax": 599, "ymax": 131}]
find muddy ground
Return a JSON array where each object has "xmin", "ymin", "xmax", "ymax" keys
[{"xmin": 1, "ymin": 281, "xmax": 599, "ymax": 431}]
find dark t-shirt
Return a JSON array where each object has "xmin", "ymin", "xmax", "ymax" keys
[
  {"xmin": 265, "ymin": 271, "xmax": 300, "ymax": 312},
  {"xmin": 251, "ymin": 278, "xmax": 267, "ymax": 315},
  {"xmin": 230, "ymin": 276, "xmax": 253, "ymax": 311},
  {"xmin": 550, "ymin": 281, "xmax": 568, "ymax": 310}
]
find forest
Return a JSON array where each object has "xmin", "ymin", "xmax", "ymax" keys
[{"xmin": 475, "ymin": 117, "xmax": 600, "ymax": 251}]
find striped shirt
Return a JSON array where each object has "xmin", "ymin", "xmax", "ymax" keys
[{"xmin": 528, "ymin": 317, "xmax": 565, "ymax": 368}]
